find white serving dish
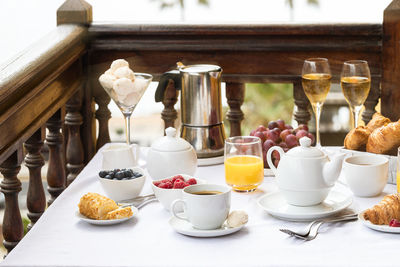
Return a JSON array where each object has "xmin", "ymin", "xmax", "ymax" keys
[
  {"xmin": 151, "ymin": 174, "xmax": 206, "ymax": 211},
  {"xmin": 98, "ymin": 167, "xmax": 146, "ymax": 202},
  {"xmin": 76, "ymin": 206, "xmax": 138, "ymax": 225}
]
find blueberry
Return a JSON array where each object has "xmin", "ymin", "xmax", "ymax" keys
[
  {"xmin": 104, "ymin": 175, "xmax": 112, "ymax": 179},
  {"xmin": 99, "ymin": 171, "xmax": 107, "ymax": 178},
  {"xmin": 133, "ymin": 172, "xmax": 142, "ymax": 178},
  {"xmin": 107, "ymin": 172, "xmax": 114, "ymax": 178},
  {"xmin": 113, "ymin": 178, "xmax": 118, "ymax": 180},
  {"xmin": 115, "ymin": 172, "xmax": 125, "ymax": 179},
  {"xmin": 122, "ymin": 178, "xmax": 128, "ymax": 180}
]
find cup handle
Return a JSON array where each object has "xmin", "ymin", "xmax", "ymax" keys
[
  {"xmin": 266, "ymin": 146, "xmax": 284, "ymax": 175},
  {"xmin": 171, "ymin": 199, "xmax": 188, "ymax": 221}
]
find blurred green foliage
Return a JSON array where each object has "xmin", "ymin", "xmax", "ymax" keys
[{"xmin": 224, "ymin": 83, "xmax": 294, "ymax": 136}]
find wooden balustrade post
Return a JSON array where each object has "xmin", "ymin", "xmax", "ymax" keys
[
  {"xmin": 0, "ymin": 150, "xmax": 24, "ymax": 253},
  {"xmin": 362, "ymin": 78, "xmax": 380, "ymax": 124},
  {"xmin": 226, "ymin": 83, "xmax": 245, "ymax": 137},
  {"xmin": 24, "ymin": 128, "xmax": 46, "ymax": 231},
  {"xmin": 65, "ymin": 91, "xmax": 85, "ymax": 185},
  {"xmin": 57, "ymin": 0, "xmax": 92, "ymax": 26},
  {"xmin": 382, "ymin": 0, "xmax": 400, "ymax": 120},
  {"xmin": 293, "ymin": 80, "xmax": 311, "ymax": 126},
  {"xmin": 161, "ymin": 79, "xmax": 179, "ymax": 130},
  {"xmin": 94, "ymin": 92, "xmax": 111, "ymax": 151},
  {"xmin": 46, "ymin": 110, "xmax": 66, "ymax": 206}
]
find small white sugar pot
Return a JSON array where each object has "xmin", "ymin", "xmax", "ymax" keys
[{"xmin": 146, "ymin": 127, "xmax": 197, "ymax": 180}]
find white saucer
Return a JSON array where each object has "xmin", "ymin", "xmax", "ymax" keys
[
  {"xmin": 197, "ymin": 156, "xmax": 224, "ymax": 166},
  {"xmin": 169, "ymin": 216, "xmax": 245, "ymax": 237},
  {"xmin": 358, "ymin": 210, "xmax": 400, "ymax": 233},
  {"xmin": 258, "ymin": 190, "xmax": 353, "ymax": 222},
  {"xmin": 76, "ymin": 206, "xmax": 138, "ymax": 225}
]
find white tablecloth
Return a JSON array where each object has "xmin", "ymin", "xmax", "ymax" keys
[{"xmin": 2, "ymin": 147, "xmax": 400, "ymax": 267}]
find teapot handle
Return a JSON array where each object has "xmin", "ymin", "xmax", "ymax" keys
[
  {"xmin": 266, "ymin": 146, "xmax": 284, "ymax": 175},
  {"xmin": 155, "ymin": 70, "xmax": 181, "ymax": 102}
]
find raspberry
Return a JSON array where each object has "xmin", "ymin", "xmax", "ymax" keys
[
  {"xmin": 173, "ymin": 180, "xmax": 186, "ymax": 189},
  {"xmin": 158, "ymin": 182, "xmax": 168, "ymax": 189},
  {"xmin": 165, "ymin": 181, "xmax": 173, "ymax": 189},
  {"xmin": 161, "ymin": 179, "xmax": 171, "ymax": 183},
  {"xmin": 187, "ymin": 178, "xmax": 197, "ymax": 185},
  {"xmin": 182, "ymin": 182, "xmax": 190, "ymax": 188},
  {"xmin": 389, "ymin": 219, "xmax": 400, "ymax": 227},
  {"xmin": 172, "ymin": 175, "xmax": 184, "ymax": 183},
  {"xmin": 153, "ymin": 181, "xmax": 161, "ymax": 187}
]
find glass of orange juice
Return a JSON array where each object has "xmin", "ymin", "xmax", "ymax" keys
[
  {"xmin": 224, "ymin": 136, "xmax": 264, "ymax": 192},
  {"xmin": 397, "ymin": 147, "xmax": 400, "ymax": 193}
]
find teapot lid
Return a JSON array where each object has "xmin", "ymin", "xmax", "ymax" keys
[
  {"xmin": 151, "ymin": 127, "xmax": 193, "ymax": 152},
  {"xmin": 286, "ymin": 137, "xmax": 325, "ymax": 158}
]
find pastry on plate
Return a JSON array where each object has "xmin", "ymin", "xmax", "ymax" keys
[
  {"xmin": 366, "ymin": 113, "xmax": 391, "ymax": 132},
  {"xmin": 344, "ymin": 126, "xmax": 370, "ymax": 151},
  {"xmin": 366, "ymin": 120, "xmax": 400, "ymax": 155},
  {"xmin": 105, "ymin": 207, "xmax": 133, "ymax": 220},
  {"xmin": 363, "ymin": 194, "xmax": 400, "ymax": 225},
  {"xmin": 78, "ymin": 192, "xmax": 119, "ymax": 220}
]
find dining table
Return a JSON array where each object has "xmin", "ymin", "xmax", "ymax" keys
[{"xmin": 1, "ymin": 145, "xmax": 399, "ymax": 267}]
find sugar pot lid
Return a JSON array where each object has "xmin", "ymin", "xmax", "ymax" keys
[{"xmin": 151, "ymin": 127, "xmax": 192, "ymax": 152}]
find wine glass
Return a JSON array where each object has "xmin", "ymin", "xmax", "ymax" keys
[
  {"xmin": 340, "ymin": 60, "xmax": 371, "ymax": 128},
  {"xmin": 302, "ymin": 58, "xmax": 332, "ymax": 148},
  {"xmin": 224, "ymin": 136, "xmax": 264, "ymax": 192},
  {"xmin": 101, "ymin": 73, "xmax": 153, "ymax": 145}
]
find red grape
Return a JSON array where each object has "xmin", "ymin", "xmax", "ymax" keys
[
  {"xmin": 256, "ymin": 125, "xmax": 267, "ymax": 132},
  {"xmin": 263, "ymin": 139, "xmax": 276, "ymax": 152},
  {"xmin": 272, "ymin": 127, "xmax": 281, "ymax": 135},
  {"xmin": 268, "ymin": 121, "xmax": 278, "ymax": 130},
  {"xmin": 285, "ymin": 125, "xmax": 293, "ymax": 130},
  {"xmin": 296, "ymin": 130, "xmax": 308, "ymax": 140},
  {"xmin": 298, "ymin": 124, "xmax": 309, "ymax": 132},
  {"xmin": 279, "ymin": 142, "xmax": 288, "ymax": 149},
  {"xmin": 272, "ymin": 150, "xmax": 281, "ymax": 161},
  {"xmin": 267, "ymin": 130, "xmax": 280, "ymax": 143},
  {"xmin": 262, "ymin": 130, "xmax": 270, "ymax": 140},
  {"xmin": 276, "ymin": 119, "xmax": 285, "ymax": 130},
  {"xmin": 250, "ymin": 130, "xmax": 256, "ymax": 136},
  {"xmin": 254, "ymin": 131, "xmax": 266, "ymax": 143},
  {"xmin": 307, "ymin": 133, "xmax": 315, "ymax": 145},
  {"xmin": 274, "ymin": 159, "xmax": 280, "ymax": 168},
  {"xmin": 285, "ymin": 134, "xmax": 299, "ymax": 148},
  {"xmin": 280, "ymin": 129, "xmax": 292, "ymax": 141}
]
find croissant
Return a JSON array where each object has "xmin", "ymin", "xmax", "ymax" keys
[
  {"xmin": 363, "ymin": 194, "xmax": 400, "ymax": 225},
  {"xmin": 344, "ymin": 126, "xmax": 370, "ymax": 151},
  {"xmin": 105, "ymin": 207, "xmax": 133, "ymax": 220},
  {"xmin": 366, "ymin": 113, "xmax": 391, "ymax": 132},
  {"xmin": 78, "ymin": 192, "xmax": 119, "ymax": 220},
  {"xmin": 366, "ymin": 119, "xmax": 400, "ymax": 155}
]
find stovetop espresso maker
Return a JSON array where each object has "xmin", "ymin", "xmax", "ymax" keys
[{"xmin": 155, "ymin": 63, "xmax": 226, "ymax": 158}]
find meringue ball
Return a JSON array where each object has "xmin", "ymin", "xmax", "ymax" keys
[
  {"xmin": 123, "ymin": 92, "xmax": 142, "ymax": 106},
  {"xmin": 114, "ymin": 66, "xmax": 135, "ymax": 81},
  {"xmin": 110, "ymin": 59, "xmax": 129, "ymax": 73},
  {"xmin": 226, "ymin": 210, "xmax": 248, "ymax": 228},
  {"xmin": 99, "ymin": 74, "xmax": 116, "ymax": 90},
  {"xmin": 105, "ymin": 69, "xmax": 113, "ymax": 75},
  {"xmin": 113, "ymin": 77, "xmax": 135, "ymax": 96},
  {"xmin": 132, "ymin": 78, "xmax": 149, "ymax": 93}
]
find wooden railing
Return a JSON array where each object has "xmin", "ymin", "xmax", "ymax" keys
[{"xmin": 1, "ymin": 0, "xmax": 400, "ymax": 256}]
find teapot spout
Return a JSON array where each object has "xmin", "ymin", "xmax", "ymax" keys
[{"xmin": 322, "ymin": 153, "xmax": 346, "ymax": 186}]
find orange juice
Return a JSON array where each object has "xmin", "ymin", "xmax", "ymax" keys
[
  {"xmin": 397, "ymin": 171, "xmax": 400, "ymax": 193},
  {"xmin": 225, "ymin": 155, "xmax": 264, "ymax": 192}
]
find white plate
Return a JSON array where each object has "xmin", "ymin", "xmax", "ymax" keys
[
  {"xmin": 257, "ymin": 190, "xmax": 353, "ymax": 222},
  {"xmin": 197, "ymin": 156, "xmax": 224, "ymax": 166},
  {"xmin": 358, "ymin": 210, "xmax": 400, "ymax": 233},
  {"xmin": 169, "ymin": 216, "xmax": 245, "ymax": 237},
  {"xmin": 76, "ymin": 206, "xmax": 138, "ymax": 225}
]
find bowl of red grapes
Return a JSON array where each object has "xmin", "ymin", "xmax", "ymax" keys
[{"xmin": 250, "ymin": 119, "xmax": 315, "ymax": 169}]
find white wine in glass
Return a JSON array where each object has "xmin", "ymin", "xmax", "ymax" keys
[
  {"xmin": 302, "ymin": 58, "xmax": 332, "ymax": 148},
  {"xmin": 340, "ymin": 60, "xmax": 371, "ymax": 128}
]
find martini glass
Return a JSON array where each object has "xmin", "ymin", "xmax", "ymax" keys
[{"xmin": 101, "ymin": 73, "xmax": 153, "ymax": 145}]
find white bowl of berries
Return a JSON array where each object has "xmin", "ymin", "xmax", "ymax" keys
[
  {"xmin": 151, "ymin": 174, "xmax": 206, "ymax": 211},
  {"xmin": 98, "ymin": 167, "xmax": 146, "ymax": 202}
]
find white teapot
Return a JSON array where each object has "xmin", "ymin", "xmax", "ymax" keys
[
  {"xmin": 266, "ymin": 137, "xmax": 345, "ymax": 206},
  {"xmin": 146, "ymin": 127, "xmax": 197, "ymax": 180}
]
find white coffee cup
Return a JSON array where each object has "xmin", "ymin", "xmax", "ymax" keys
[
  {"xmin": 101, "ymin": 143, "xmax": 139, "ymax": 169},
  {"xmin": 343, "ymin": 155, "xmax": 389, "ymax": 197},
  {"xmin": 171, "ymin": 184, "xmax": 231, "ymax": 230}
]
